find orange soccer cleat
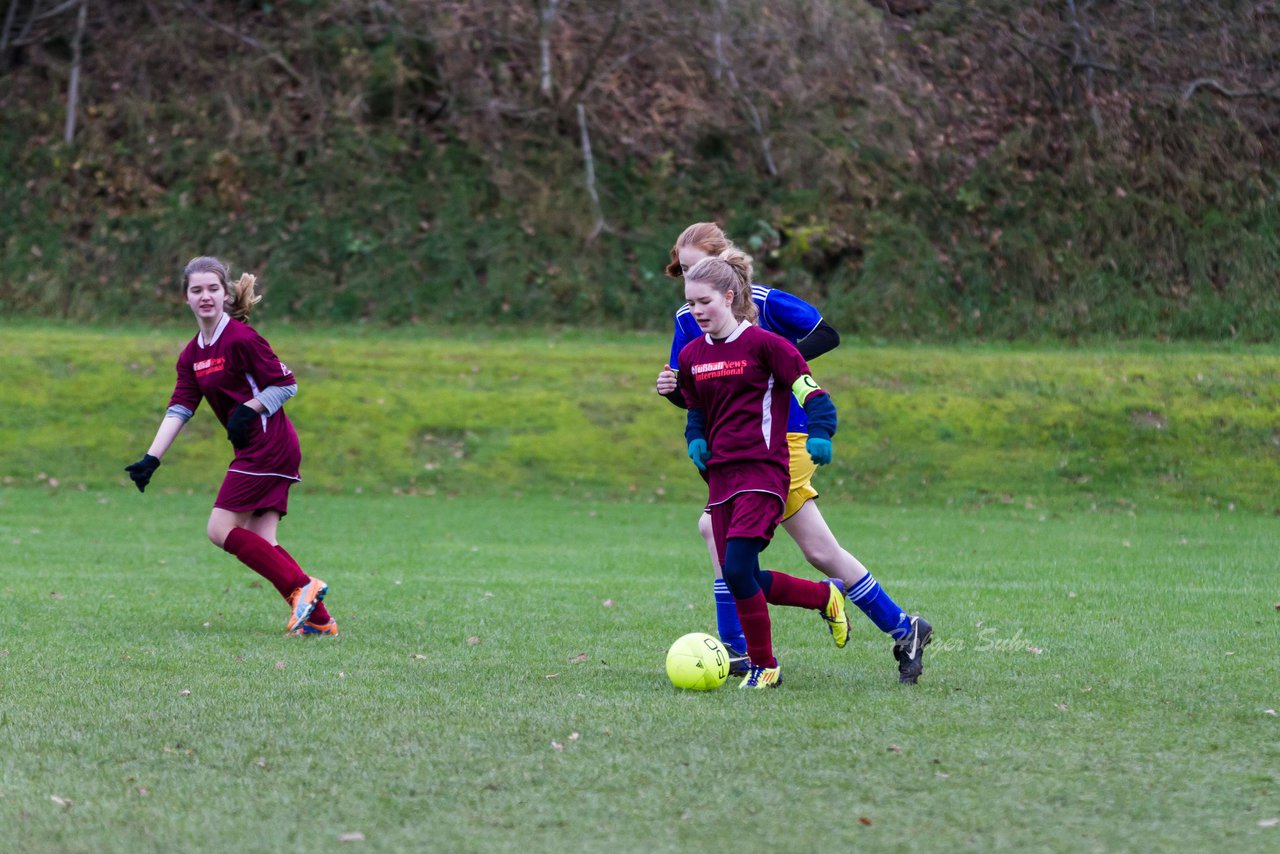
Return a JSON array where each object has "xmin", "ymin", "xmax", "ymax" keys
[
  {"xmin": 290, "ymin": 617, "xmax": 339, "ymax": 637},
  {"xmin": 285, "ymin": 577, "xmax": 328, "ymax": 634}
]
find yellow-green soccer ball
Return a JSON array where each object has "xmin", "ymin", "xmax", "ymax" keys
[{"xmin": 665, "ymin": 632, "xmax": 729, "ymax": 690}]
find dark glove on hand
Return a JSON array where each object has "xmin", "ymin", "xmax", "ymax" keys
[
  {"xmin": 226, "ymin": 404, "xmax": 259, "ymax": 450},
  {"xmin": 124, "ymin": 454, "xmax": 161, "ymax": 493}
]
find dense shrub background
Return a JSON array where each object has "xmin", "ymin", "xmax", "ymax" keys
[{"xmin": 1, "ymin": 1, "xmax": 1277, "ymax": 339}]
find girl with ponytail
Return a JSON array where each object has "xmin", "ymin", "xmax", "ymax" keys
[{"xmin": 124, "ymin": 256, "xmax": 338, "ymax": 637}]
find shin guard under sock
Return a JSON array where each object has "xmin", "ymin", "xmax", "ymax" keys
[
  {"xmin": 223, "ymin": 527, "xmax": 307, "ymax": 599},
  {"xmin": 761, "ymin": 571, "xmax": 830, "ymax": 611},
  {"xmin": 733, "ymin": 590, "xmax": 776, "ymax": 668}
]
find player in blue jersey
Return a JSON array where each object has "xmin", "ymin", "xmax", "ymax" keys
[{"xmin": 656, "ymin": 223, "xmax": 931, "ymax": 684}]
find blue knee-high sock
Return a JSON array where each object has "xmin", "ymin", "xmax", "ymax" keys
[
  {"xmin": 847, "ymin": 572, "xmax": 911, "ymax": 639},
  {"xmin": 713, "ymin": 578, "xmax": 746, "ymax": 654}
]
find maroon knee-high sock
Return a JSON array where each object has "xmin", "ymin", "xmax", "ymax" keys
[
  {"xmin": 274, "ymin": 544, "xmax": 331, "ymax": 624},
  {"xmin": 733, "ymin": 590, "xmax": 776, "ymax": 668},
  {"xmin": 762, "ymin": 571, "xmax": 830, "ymax": 611},
  {"xmin": 223, "ymin": 528, "xmax": 307, "ymax": 600}
]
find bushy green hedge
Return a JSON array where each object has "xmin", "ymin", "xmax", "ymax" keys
[
  {"xmin": 4, "ymin": 118, "xmax": 1275, "ymax": 340},
  {"xmin": 2, "ymin": 3, "xmax": 1277, "ymax": 340}
]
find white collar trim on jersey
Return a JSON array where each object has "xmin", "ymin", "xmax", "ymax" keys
[
  {"xmin": 704, "ymin": 319, "xmax": 752, "ymax": 346},
  {"xmin": 199, "ymin": 313, "xmax": 231, "ymax": 349}
]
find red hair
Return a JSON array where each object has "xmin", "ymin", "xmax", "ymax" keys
[{"xmin": 665, "ymin": 222, "xmax": 734, "ymax": 278}]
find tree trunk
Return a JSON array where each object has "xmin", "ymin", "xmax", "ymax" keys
[
  {"xmin": 577, "ymin": 102, "xmax": 606, "ymax": 242},
  {"xmin": 63, "ymin": 0, "xmax": 86, "ymax": 145},
  {"xmin": 538, "ymin": 0, "xmax": 559, "ymax": 100},
  {"xmin": 1, "ymin": 0, "xmax": 22, "ymax": 70}
]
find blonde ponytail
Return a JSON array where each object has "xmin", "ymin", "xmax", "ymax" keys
[{"xmin": 227, "ymin": 273, "xmax": 262, "ymax": 321}]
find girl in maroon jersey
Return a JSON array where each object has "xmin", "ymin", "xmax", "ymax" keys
[
  {"xmin": 675, "ymin": 249, "xmax": 852, "ymax": 688},
  {"xmin": 659, "ymin": 223, "xmax": 932, "ymax": 684},
  {"xmin": 125, "ymin": 256, "xmax": 336, "ymax": 637}
]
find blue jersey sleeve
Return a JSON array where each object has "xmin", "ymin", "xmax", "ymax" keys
[
  {"xmin": 754, "ymin": 285, "xmax": 822, "ymax": 344},
  {"xmin": 668, "ymin": 307, "xmax": 701, "ymax": 368}
]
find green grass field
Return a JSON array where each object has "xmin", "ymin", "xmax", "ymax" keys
[
  {"xmin": 2, "ymin": 323, "xmax": 1279, "ymax": 511},
  {"xmin": 2, "ymin": 488, "xmax": 1276, "ymax": 852},
  {"xmin": 2, "ymin": 325, "xmax": 1278, "ymax": 850}
]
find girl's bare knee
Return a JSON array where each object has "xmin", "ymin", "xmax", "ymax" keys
[
  {"xmin": 802, "ymin": 545, "xmax": 837, "ymax": 572},
  {"xmin": 207, "ymin": 517, "xmax": 236, "ymax": 549},
  {"xmin": 697, "ymin": 512, "xmax": 715, "ymax": 544}
]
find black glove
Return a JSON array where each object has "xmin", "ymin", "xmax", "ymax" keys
[
  {"xmin": 226, "ymin": 404, "xmax": 259, "ymax": 450},
  {"xmin": 124, "ymin": 454, "xmax": 161, "ymax": 493}
]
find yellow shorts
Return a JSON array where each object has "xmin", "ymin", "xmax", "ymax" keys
[{"xmin": 782, "ymin": 432, "xmax": 819, "ymax": 521}]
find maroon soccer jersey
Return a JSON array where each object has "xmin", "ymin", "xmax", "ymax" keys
[
  {"xmin": 677, "ymin": 322, "xmax": 819, "ymax": 506},
  {"xmin": 169, "ymin": 315, "xmax": 301, "ymax": 479}
]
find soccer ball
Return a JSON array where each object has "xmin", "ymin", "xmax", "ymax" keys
[{"xmin": 665, "ymin": 632, "xmax": 729, "ymax": 690}]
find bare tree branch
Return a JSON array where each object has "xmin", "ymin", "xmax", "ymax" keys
[
  {"xmin": 977, "ymin": 9, "xmax": 1075, "ymax": 63},
  {"xmin": 576, "ymin": 101, "xmax": 609, "ymax": 243},
  {"xmin": 30, "ymin": 0, "xmax": 77, "ymax": 23},
  {"xmin": 62, "ymin": 0, "xmax": 85, "ymax": 145},
  {"xmin": 175, "ymin": 0, "xmax": 306, "ymax": 88},
  {"xmin": 1072, "ymin": 60, "xmax": 1119, "ymax": 73},
  {"xmin": 0, "ymin": 0, "xmax": 21, "ymax": 68},
  {"xmin": 713, "ymin": 0, "xmax": 778, "ymax": 177},
  {"xmin": 712, "ymin": 0, "xmax": 728, "ymax": 84},
  {"xmin": 560, "ymin": 0, "xmax": 624, "ymax": 112},
  {"xmin": 537, "ymin": 0, "xmax": 559, "ymax": 100},
  {"xmin": 5, "ymin": 0, "xmax": 85, "ymax": 54},
  {"xmin": 579, "ymin": 34, "xmax": 660, "ymax": 101},
  {"xmin": 736, "ymin": 92, "xmax": 777, "ymax": 178},
  {"xmin": 11, "ymin": 0, "xmax": 45, "ymax": 50},
  {"xmin": 1005, "ymin": 38, "xmax": 1061, "ymax": 107},
  {"xmin": 1066, "ymin": 0, "xmax": 1103, "ymax": 131},
  {"xmin": 1181, "ymin": 77, "xmax": 1280, "ymax": 103}
]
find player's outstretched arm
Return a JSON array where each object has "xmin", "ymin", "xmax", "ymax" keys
[
  {"xmin": 125, "ymin": 414, "xmax": 187, "ymax": 492},
  {"xmin": 124, "ymin": 454, "xmax": 160, "ymax": 492}
]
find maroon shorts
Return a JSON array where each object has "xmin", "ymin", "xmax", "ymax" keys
[
  {"xmin": 214, "ymin": 471, "xmax": 298, "ymax": 517},
  {"xmin": 708, "ymin": 490, "xmax": 785, "ymax": 568}
]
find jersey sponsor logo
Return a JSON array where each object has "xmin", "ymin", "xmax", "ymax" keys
[
  {"xmin": 691, "ymin": 359, "xmax": 749, "ymax": 380},
  {"xmin": 193, "ymin": 357, "xmax": 226, "ymax": 377}
]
